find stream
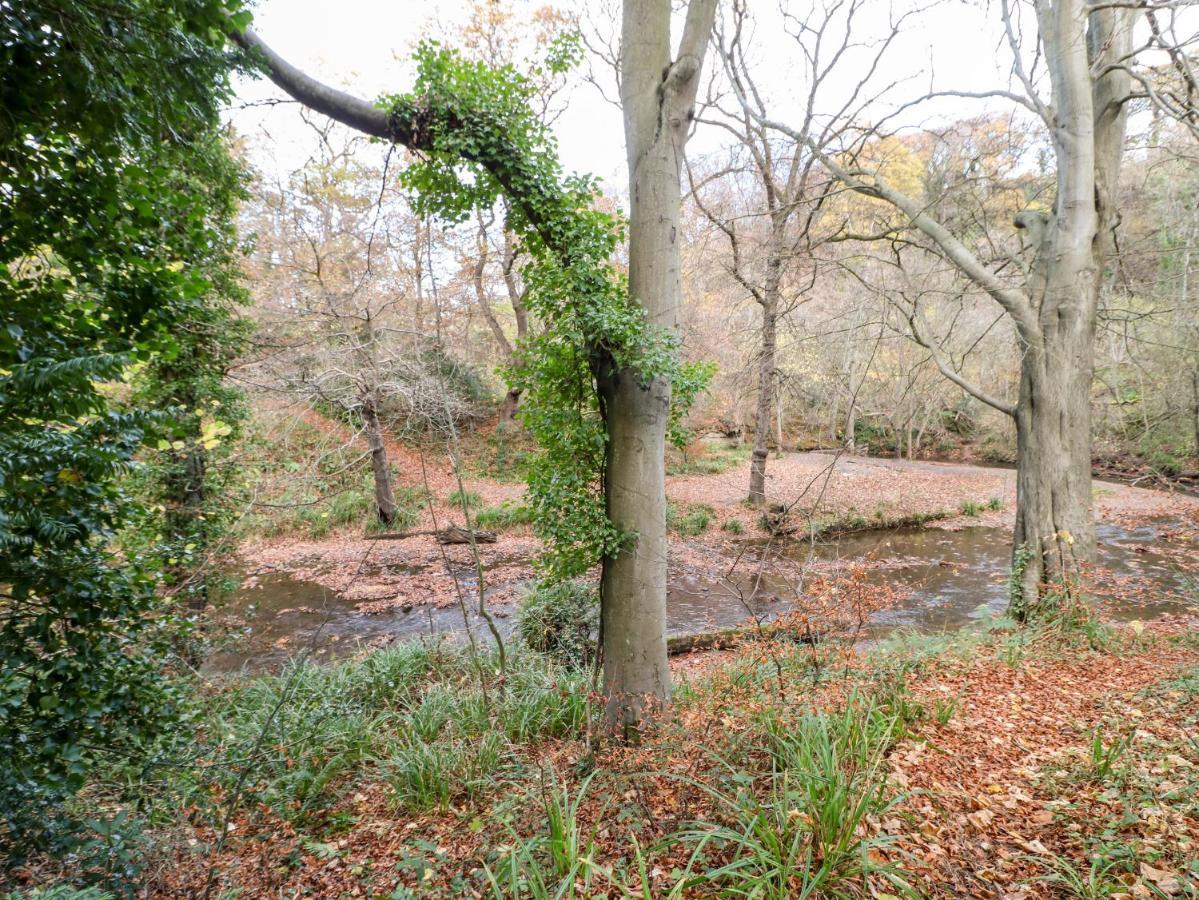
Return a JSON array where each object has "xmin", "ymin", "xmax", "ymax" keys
[{"xmin": 203, "ymin": 520, "xmax": 1196, "ymax": 674}]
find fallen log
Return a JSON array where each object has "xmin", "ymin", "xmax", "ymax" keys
[
  {"xmin": 369, "ymin": 525, "xmax": 498, "ymax": 544},
  {"xmin": 666, "ymin": 621, "xmax": 822, "ymax": 655}
]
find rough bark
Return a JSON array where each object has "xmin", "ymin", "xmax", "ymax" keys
[
  {"xmin": 600, "ymin": 0, "xmax": 716, "ymax": 736},
  {"xmin": 360, "ymin": 391, "xmax": 397, "ymax": 525},
  {"xmin": 748, "ymin": 257, "xmax": 781, "ymax": 506}
]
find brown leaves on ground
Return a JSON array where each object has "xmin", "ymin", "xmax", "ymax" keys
[{"xmin": 145, "ymin": 620, "xmax": 1199, "ymax": 899}]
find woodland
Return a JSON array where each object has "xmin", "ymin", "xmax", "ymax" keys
[{"xmin": 2, "ymin": 0, "xmax": 1199, "ymax": 896}]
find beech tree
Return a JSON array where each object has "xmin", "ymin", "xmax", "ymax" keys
[
  {"xmin": 754, "ymin": 0, "xmax": 1198, "ymax": 614},
  {"xmin": 600, "ymin": 0, "xmax": 717, "ymax": 731},
  {"xmin": 231, "ymin": 0, "xmax": 717, "ymax": 733}
]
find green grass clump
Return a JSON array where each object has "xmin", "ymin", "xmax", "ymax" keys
[
  {"xmin": 446, "ymin": 487, "xmax": 482, "ymax": 508},
  {"xmin": 179, "ymin": 644, "xmax": 593, "ymax": 823},
  {"xmin": 668, "ymin": 501, "xmax": 715, "ymax": 537},
  {"xmin": 672, "ymin": 696, "xmax": 910, "ymax": 898},
  {"xmin": 720, "ymin": 518, "xmax": 745, "ymax": 535},
  {"xmin": 668, "ymin": 440, "xmax": 751, "ymax": 476},
  {"xmin": 474, "ymin": 500, "xmax": 534, "ymax": 530}
]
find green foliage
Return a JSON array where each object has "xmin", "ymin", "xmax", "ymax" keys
[
  {"xmin": 389, "ymin": 42, "xmax": 709, "ymax": 582},
  {"xmin": 1008, "ymin": 543, "xmax": 1034, "ymax": 616},
  {"xmin": 668, "ymin": 361, "xmax": 717, "ymax": 450},
  {"xmin": 127, "ymin": 133, "xmax": 252, "ymax": 611},
  {"xmin": 721, "ymin": 518, "xmax": 746, "ymax": 535},
  {"xmin": 668, "ymin": 438, "xmax": 750, "ymax": 476},
  {"xmin": 474, "ymin": 500, "xmax": 534, "ymax": 530},
  {"xmin": 172, "ymin": 644, "xmax": 593, "ymax": 824},
  {"xmin": 674, "ymin": 697, "xmax": 910, "ymax": 898},
  {"xmin": 0, "ymin": 0, "xmax": 248, "ymax": 856},
  {"xmin": 517, "ymin": 579, "xmax": 598, "ymax": 667},
  {"xmin": 667, "ymin": 501, "xmax": 715, "ymax": 537},
  {"xmin": 1085, "ymin": 725, "xmax": 1133, "ymax": 783}
]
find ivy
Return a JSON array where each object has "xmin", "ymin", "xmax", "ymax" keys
[{"xmin": 391, "ymin": 43, "xmax": 710, "ymax": 580}]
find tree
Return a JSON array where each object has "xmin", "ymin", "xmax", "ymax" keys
[
  {"xmin": 1, "ymin": 0, "xmax": 246, "ymax": 848},
  {"xmin": 601, "ymin": 0, "xmax": 717, "ymax": 730},
  {"xmin": 688, "ymin": 0, "xmax": 871, "ymax": 504},
  {"xmin": 231, "ymin": 8, "xmax": 715, "ymax": 733},
  {"xmin": 755, "ymin": 0, "xmax": 1198, "ymax": 614}
]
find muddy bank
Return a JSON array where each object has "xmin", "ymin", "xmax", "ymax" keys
[{"xmin": 207, "ymin": 513, "xmax": 1197, "ymax": 674}]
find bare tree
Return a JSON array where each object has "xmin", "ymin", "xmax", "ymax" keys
[
  {"xmin": 689, "ymin": 0, "xmax": 884, "ymax": 505},
  {"xmin": 751, "ymin": 0, "xmax": 1199, "ymax": 614}
]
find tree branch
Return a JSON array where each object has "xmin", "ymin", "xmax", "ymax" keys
[{"xmin": 907, "ymin": 307, "xmax": 1017, "ymax": 417}]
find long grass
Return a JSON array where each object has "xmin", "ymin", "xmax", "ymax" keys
[
  {"xmin": 672, "ymin": 696, "xmax": 912, "ymax": 899},
  {"xmin": 191, "ymin": 643, "xmax": 593, "ymax": 823}
]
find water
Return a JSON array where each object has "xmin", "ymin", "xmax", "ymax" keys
[{"xmin": 203, "ymin": 520, "xmax": 1196, "ymax": 674}]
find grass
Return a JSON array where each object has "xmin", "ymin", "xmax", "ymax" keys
[
  {"xmin": 142, "ymin": 644, "xmax": 596, "ymax": 830},
  {"xmin": 668, "ymin": 500, "xmax": 716, "ymax": 536},
  {"xmin": 473, "ymin": 500, "xmax": 534, "ymax": 530},
  {"xmin": 672, "ymin": 696, "xmax": 911, "ymax": 899},
  {"xmin": 960, "ymin": 496, "xmax": 1002, "ymax": 516},
  {"xmin": 668, "ymin": 439, "xmax": 751, "ymax": 476},
  {"xmin": 446, "ymin": 487, "xmax": 482, "ymax": 508},
  {"xmin": 46, "ymin": 608, "xmax": 1199, "ymax": 897}
]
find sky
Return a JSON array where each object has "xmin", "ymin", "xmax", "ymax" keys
[{"xmin": 227, "ymin": 0, "xmax": 1021, "ymax": 193}]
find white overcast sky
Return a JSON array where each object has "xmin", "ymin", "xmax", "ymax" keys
[{"xmin": 227, "ymin": 0, "xmax": 1018, "ymax": 192}]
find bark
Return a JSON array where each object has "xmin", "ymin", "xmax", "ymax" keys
[
  {"xmin": 794, "ymin": 0, "xmax": 1133, "ymax": 617},
  {"xmin": 360, "ymin": 391, "xmax": 397, "ymax": 525},
  {"xmin": 1005, "ymin": 0, "xmax": 1132, "ymax": 615},
  {"xmin": 1192, "ymin": 369, "xmax": 1199, "ymax": 454},
  {"xmin": 600, "ymin": 0, "xmax": 716, "ymax": 737},
  {"xmin": 748, "ymin": 257, "xmax": 781, "ymax": 506}
]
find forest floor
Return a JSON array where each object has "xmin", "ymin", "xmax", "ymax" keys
[
  {"xmin": 125, "ymin": 616, "xmax": 1199, "ymax": 898},
  {"xmin": 13, "ymin": 411, "xmax": 1199, "ymax": 898}
]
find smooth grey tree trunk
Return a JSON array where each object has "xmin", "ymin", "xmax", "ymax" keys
[
  {"xmin": 808, "ymin": 0, "xmax": 1132, "ymax": 618},
  {"xmin": 600, "ymin": 0, "xmax": 715, "ymax": 736}
]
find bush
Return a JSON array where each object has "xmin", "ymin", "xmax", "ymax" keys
[{"xmin": 517, "ymin": 580, "xmax": 598, "ymax": 667}]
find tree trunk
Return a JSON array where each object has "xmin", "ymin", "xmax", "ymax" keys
[
  {"xmin": 361, "ymin": 392, "xmax": 397, "ymax": 525},
  {"xmin": 602, "ymin": 0, "xmax": 715, "ymax": 737},
  {"xmin": 1010, "ymin": 327, "xmax": 1096, "ymax": 615},
  {"xmin": 1005, "ymin": 0, "xmax": 1130, "ymax": 618},
  {"xmin": 499, "ymin": 387, "xmax": 522, "ymax": 427},
  {"xmin": 1191, "ymin": 369, "xmax": 1199, "ymax": 454},
  {"xmin": 748, "ymin": 262, "xmax": 780, "ymax": 505}
]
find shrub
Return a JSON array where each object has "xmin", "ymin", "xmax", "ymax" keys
[{"xmin": 517, "ymin": 580, "xmax": 598, "ymax": 667}]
